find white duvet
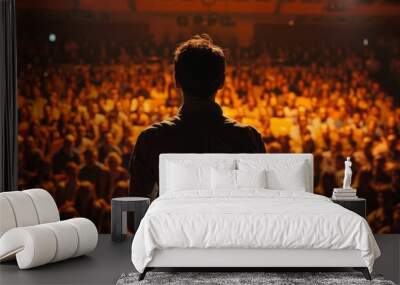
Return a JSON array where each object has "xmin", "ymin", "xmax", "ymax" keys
[{"xmin": 131, "ymin": 190, "xmax": 380, "ymax": 273}]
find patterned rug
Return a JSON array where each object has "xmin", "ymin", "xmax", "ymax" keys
[{"xmin": 116, "ymin": 271, "xmax": 396, "ymax": 285}]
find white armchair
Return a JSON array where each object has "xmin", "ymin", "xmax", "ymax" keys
[{"xmin": 0, "ymin": 189, "xmax": 98, "ymax": 269}]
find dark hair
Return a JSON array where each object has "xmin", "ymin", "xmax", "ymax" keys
[{"xmin": 174, "ymin": 34, "xmax": 225, "ymax": 98}]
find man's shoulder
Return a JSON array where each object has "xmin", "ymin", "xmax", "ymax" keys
[
  {"xmin": 222, "ymin": 116, "xmax": 261, "ymax": 135},
  {"xmin": 138, "ymin": 116, "xmax": 181, "ymax": 139},
  {"xmin": 138, "ymin": 115, "xmax": 262, "ymax": 141}
]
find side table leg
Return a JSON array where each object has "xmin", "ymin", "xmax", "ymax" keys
[
  {"xmin": 122, "ymin": 210, "xmax": 127, "ymax": 235},
  {"xmin": 111, "ymin": 201, "xmax": 123, "ymax": 241},
  {"xmin": 134, "ymin": 202, "xmax": 150, "ymax": 234}
]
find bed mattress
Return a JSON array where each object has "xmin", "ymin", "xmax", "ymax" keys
[{"xmin": 131, "ymin": 190, "xmax": 380, "ymax": 273}]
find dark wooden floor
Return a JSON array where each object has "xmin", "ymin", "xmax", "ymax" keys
[
  {"xmin": 0, "ymin": 235, "xmax": 134, "ymax": 285},
  {"xmin": 0, "ymin": 234, "xmax": 399, "ymax": 285},
  {"xmin": 374, "ymin": 234, "xmax": 400, "ymax": 284}
]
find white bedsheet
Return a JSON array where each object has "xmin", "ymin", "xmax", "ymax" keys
[{"xmin": 131, "ymin": 190, "xmax": 380, "ymax": 273}]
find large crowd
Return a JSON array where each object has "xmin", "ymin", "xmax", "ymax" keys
[{"xmin": 17, "ymin": 37, "xmax": 400, "ymax": 233}]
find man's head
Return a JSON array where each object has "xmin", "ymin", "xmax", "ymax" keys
[{"xmin": 174, "ymin": 34, "xmax": 225, "ymax": 99}]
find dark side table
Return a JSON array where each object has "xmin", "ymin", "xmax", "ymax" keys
[
  {"xmin": 331, "ymin": 197, "xmax": 366, "ymax": 219},
  {"xmin": 111, "ymin": 197, "xmax": 150, "ymax": 242}
]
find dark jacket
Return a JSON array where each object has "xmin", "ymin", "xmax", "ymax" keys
[{"xmin": 128, "ymin": 101, "xmax": 266, "ymax": 198}]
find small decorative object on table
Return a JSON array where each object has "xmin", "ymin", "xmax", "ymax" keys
[
  {"xmin": 111, "ymin": 197, "xmax": 150, "ymax": 242},
  {"xmin": 331, "ymin": 157, "xmax": 366, "ymax": 218},
  {"xmin": 332, "ymin": 157, "xmax": 358, "ymax": 200}
]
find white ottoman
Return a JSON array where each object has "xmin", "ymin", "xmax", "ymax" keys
[{"xmin": 0, "ymin": 189, "xmax": 98, "ymax": 269}]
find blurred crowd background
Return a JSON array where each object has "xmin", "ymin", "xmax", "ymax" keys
[
  {"xmin": 15, "ymin": 0, "xmax": 400, "ymax": 234},
  {"xmin": 17, "ymin": 37, "xmax": 400, "ymax": 233}
]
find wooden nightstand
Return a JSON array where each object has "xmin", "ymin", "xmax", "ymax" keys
[{"xmin": 331, "ymin": 198, "xmax": 366, "ymax": 219}]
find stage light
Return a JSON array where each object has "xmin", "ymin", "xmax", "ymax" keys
[
  {"xmin": 220, "ymin": 15, "xmax": 235, "ymax": 27},
  {"xmin": 208, "ymin": 14, "xmax": 218, "ymax": 26},
  {"xmin": 363, "ymin": 38, "xmax": 368, "ymax": 46},
  {"xmin": 177, "ymin": 15, "xmax": 189, "ymax": 27},
  {"xmin": 193, "ymin": 14, "xmax": 205, "ymax": 26},
  {"xmin": 49, "ymin": 33, "xmax": 56, "ymax": 42}
]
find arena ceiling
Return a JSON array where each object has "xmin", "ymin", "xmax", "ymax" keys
[{"xmin": 16, "ymin": 0, "xmax": 400, "ymax": 16}]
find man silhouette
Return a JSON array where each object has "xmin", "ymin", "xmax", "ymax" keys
[{"xmin": 129, "ymin": 34, "xmax": 265, "ymax": 198}]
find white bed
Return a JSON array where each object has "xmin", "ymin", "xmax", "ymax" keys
[{"xmin": 131, "ymin": 154, "xmax": 380, "ymax": 280}]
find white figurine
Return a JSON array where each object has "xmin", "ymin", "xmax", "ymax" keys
[{"xmin": 342, "ymin": 157, "xmax": 352, "ymax": 189}]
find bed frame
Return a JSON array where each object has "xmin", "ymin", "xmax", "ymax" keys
[
  {"xmin": 140, "ymin": 248, "xmax": 370, "ymax": 280},
  {"xmin": 139, "ymin": 154, "xmax": 371, "ymax": 281}
]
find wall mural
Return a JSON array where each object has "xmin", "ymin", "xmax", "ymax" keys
[{"xmin": 17, "ymin": 30, "xmax": 400, "ymax": 233}]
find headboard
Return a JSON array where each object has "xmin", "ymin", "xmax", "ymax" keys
[{"xmin": 159, "ymin": 153, "xmax": 314, "ymax": 195}]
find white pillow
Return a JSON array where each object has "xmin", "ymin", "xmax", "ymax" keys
[
  {"xmin": 238, "ymin": 159, "xmax": 308, "ymax": 191},
  {"xmin": 211, "ymin": 169, "xmax": 267, "ymax": 190},
  {"xmin": 237, "ymin": 169, "xmax": 267, "ymax": 189},
  {"xmin": 211, "ymin": 168, "xmax": 236, "ymax": 190},
  {"xmin": 167, "ymin": 162, "xmax": 211, "ymax": 191},
  {"xmin": 166, "ymin": 159, "xmax": 235, "ymax": 191},
  {"xmin": 265, "ymin": 167, "xmax": 306, "ymax": 191}
]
